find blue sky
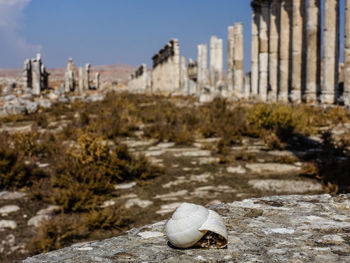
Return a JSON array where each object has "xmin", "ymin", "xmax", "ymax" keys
[{"xmin": 0, "ymin": 0, "xmax": 346, "ymax": 72}]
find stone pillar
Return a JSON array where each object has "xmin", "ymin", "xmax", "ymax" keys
[
  {"xmin": 180, "ymin": 56, "xmax": 188, "ymax": 94},
  {"xmin": 344, "ymin": 0, "xmax": 350, "ymax": 106},
  {"xmin": 304, "ymin": 0, "xmax": 321, "ymax": 103},
  {"xmin": 233, "ymin": 23, "xmax": 244, "ymax": 96},
  {"xmin": 258, "ymin": 0, "xmax": 269, "ymax": 101},
  {"xmin": 78, "ymin": 67, "xmax": 84, "ymax": 93},
  {"xmin": 251, "ymin": 1, "xmax": 260, "ymax": 96},
  {"xmin": 227, "ymin": 26, "xmax": 235, "ymax": 91},
  {"xmin": 321, "ymin": 0, "xmax": 340, "ymax": 104},
  {"xmin": 41, "ymin": 65, "xmax": 49, "ymax": 91},
  {"xmin": 23, "ymin": 59, "xmax": 32, "ymax": 88},
  {"xmin": 65, "ymin": 58, "xmax": 75, "ymax": 92},
  {"xmin": 84, "ymin": 64, "xmax": 91, "ymax": 91},
  {"xmin": 209, "ymin": 36, "xmax": 223, "ymax": 88},
  {"xmin": 32, "ymin": 54, "xmax": 42, "ymax": 95},
  {"xmin": 290, "ymin": 0, "xmax": 305, "ymax": 103},
  {"xmin": 278, "ymin": 0, "xmax": 292, "ymax": 102},
  {"xmin": 244, "ymin": 72, "xmax": 251, "ymax": 98},
  {"xmin": 197, "ymin": 44, "xmax": 208, "ymax": 95},
  {"xmin": 268, "ymin": 0, "xmax": 280, "ymax": 102},
  {"xmin": 95, "ymin": 72, "xmax": 100, "ymax": 90}
]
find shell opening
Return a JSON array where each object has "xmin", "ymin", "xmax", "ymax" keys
[{"xmin": 195, "ymin": 231, "xmax": 227, "ymax": 249}]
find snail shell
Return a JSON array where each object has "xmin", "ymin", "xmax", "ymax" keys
[{"xmin": 165, "ymin": 203, "xmax": 228, "ymax": 249}]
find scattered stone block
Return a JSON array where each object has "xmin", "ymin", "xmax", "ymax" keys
[
  {"xmin": 0, "ymin": 205, "xmax": 20, "ymax": 216},
  {"xmin": 248, "ymin": 179, "xmax": 323, "ymax": 193},
  {"xmin": 0, "ymin": 220, "xmax": 17, "ymax": 230},
  {"xmin": 27, "ymin": 215, "xmax": 51, "ymax": 227}
]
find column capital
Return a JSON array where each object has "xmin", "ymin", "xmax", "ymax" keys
[{"xmin": 251, "ymin": 1, "xmax": 261, "ymax": 11}]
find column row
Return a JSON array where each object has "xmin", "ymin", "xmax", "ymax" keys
[{"xmin": 251, "ymin": 0, "xmax": 350, "ymax": 106}]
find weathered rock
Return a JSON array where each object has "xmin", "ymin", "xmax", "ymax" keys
[
  {"xmin": 246, "ymin": 163, "xmax": 301, "ymax": 174},
  {"xmin": 24, "ymin": 194, "xmax": 350, "ymax": 262},
  {"xmin": 248, "ymin": 179, "xmax": 323, "ymax": 193},
  {"xmin": 0, "ymin": 220, "xmax": 17, "ymax": 230},
  {"xmin": 0, "ymin": 205, "xmax": 20, "ymax": 216},
  {"xmin": 226, "ymin": 165, "xmax": 246, "ymax": 174},
  {"xmin": 27, "ymin": 215, "xmax": 51, "ymax": 227},
  {"xmin": 124, "ymin": 198, "xmax": 153, "ymax": 209},
  {"xmin": 36, "ymin": 205, "xmax": 60, "ymax": 216},
  {"xmin": 3, "ymin": 95, "xmax": 16, "ymax": 102},
  {"xmin": 5, "ymin": 104, "xmax": 26, "ymax": 115},
  {"xmin": 0, "ymin": 191, "xmax": 26, "ymax": 200},
  {"xmin": 38, "ymin": 99, "xmax": 52, "ymax": 109},
  {"xmin": 114, "ymin": 182, "xmax": 137, "ymax": 190}
]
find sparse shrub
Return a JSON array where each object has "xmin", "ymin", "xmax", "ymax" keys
[
  {"xmin": 264, "ymin": 132, "xmax": 285, "ymax": 150},
  {"xmin": 0, "ymin": 132, "xmax": 43, "ymax": 189},
  {"xmin": 326, "ymin": 107, "xmax": 350, "ymax": 125},
  {"xmin": 29, "ymin": 214, "xmax": 89, "ymax": 254}
]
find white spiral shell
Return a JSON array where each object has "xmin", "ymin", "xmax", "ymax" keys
[{"xmin": 165, "ymin": 203, "xmax": 228, "ymax": 248}]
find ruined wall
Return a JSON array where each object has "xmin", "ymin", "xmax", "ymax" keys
[
  {"xmin": 128, "ymin": 64, "xmax": 150, "ymax": 93},
  {"xmin": 151, "ymin": 39, "xmax": 180, "ymax": 95}
]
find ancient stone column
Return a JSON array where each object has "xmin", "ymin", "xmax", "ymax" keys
[
  {"xmin": 244, "ymin": 72, "xmax": 251, "ymax": 98},
  {"xmin": 41, "ymin": 65, "xmax": 49, "ymax": 91},
  {"xmin": 304, "ymin": 0, "xmax": 321, "ymax": 103},
  {"xmin": 268, "ymin": 0, "xmax": 280, "ymax": 102},
  {"xmin": 258, "ymin": 0, "xmax": 269, "ymax": 101},
  {"xmin": 65, "ymin": 58, "xmax": 75, "ymax": 92},
  {"xmin": 180, "ymin": 56, "xmax": 188, "ymax": 94},
  {"xmin": 227, "ymin": 26, "xmax": 235, "ymax": 91},
  {"xmin": 209, "ymin": 36, "xmax": 223, "ymax": 88},
  {"xmin": 197, "ymin": 44, "xmax": 208, "ymax": 95},
  {"xmin": 95, "ymin": 72, "xmax": 100, "ymax": 90},
  {"xmin": 321, "ymin": 0, "xmax": 340, "ymax": 104},
  {"xmin": 233, "ymin": 23, "xmax": 244, "ymax": 96},
  {"xmin": 23, "ymin": 59, "xmax": 32, "ymax": 88},
  {"xmin": 32, "ymin": 54, "xmax": 42, "ymax": 95},
  {"xmin": 251, "ymin": 1, "xmax": 260, "ymax": 96},
  {"xmin": 278, "ymin": 0, "xmax": 292, "ymax": 102},
  {"xmin": 290, "ymin": 0, "xmax": 306, "ymax": 103},
  {"xmin": 344, "ymin": 0, "xmax": 350, "ymax": 106},
  {"xmin": 78, "ymin": 67, "xmax": 84, "ymax": 93},
  {"xmin": 84, "ymin": 64, "xmax": 91, "ymax": 91}
]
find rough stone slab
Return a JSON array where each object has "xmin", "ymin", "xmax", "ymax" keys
[
  {"xmin": 0, "ymin": 205, "xmax": 20, "ymax": 216},
  {"xmin": 248, "ymin": 179, "xmax": 323, "ymax": 193},
  {"xmin": 24, "ymin": 194, "xmax": 350, "ymax": 262},
  {"xmin": 0, "ymin": 191, "xmax": 26, "ymax": 200},
  {"xmin": 246, "ymin": 163, "xmax": 301, "ymax": 174}
]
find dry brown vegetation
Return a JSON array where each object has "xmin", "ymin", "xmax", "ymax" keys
[{"xmin": 1, "ymin": 91, "xmax": 350, "ymax": 256}]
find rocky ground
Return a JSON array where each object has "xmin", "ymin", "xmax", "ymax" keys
[
  {"xmin": 1, "ymin": 88, "xmax": 350, "ymax": 262},
  {"xmin": 24, "ymin": 194, "xmax": 350, "ymax": 262},
  {"xmin": 0, "ymin": 122, "xmax": 327, "ymax": 261}
]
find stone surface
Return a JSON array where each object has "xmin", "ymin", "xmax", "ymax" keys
[
  {"xmin": 36, "ymin": 205, "xmax": 60, "ymax": 215},
  {"xmin": 124, "ymin": 198, "xmax": 153, "ymax": 209},
  {"xmin": 226, "ymin": 165, "xmax": 246, "ymax": 174},
  {"xmin": 0, "ymin": 205, "xmax": 20, "ymax": 216},
  {"xmin": 246, "ymin": 163, "xmax": 301, "ymax": 174},
  {"xmin": 24, "ymin": 194, "xmax": 350, "ymax": 262},
  {"xmin": 248, "ymin": 179, "xmax": 323, "ymax": 193},
  {"xmin": 0, "ymin": 220, "xmax": 17, "ymax": 230},
  {"xmin": 0, "ymin": 191, "xmax": 26, "ymax": 200},
  {"xmin": 114, "ymin": 182, "xmax": 137, "ymax": 190},
  {"xmin": 27, "ymin": 215, "xmax": 51, "ymax": 227}
]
